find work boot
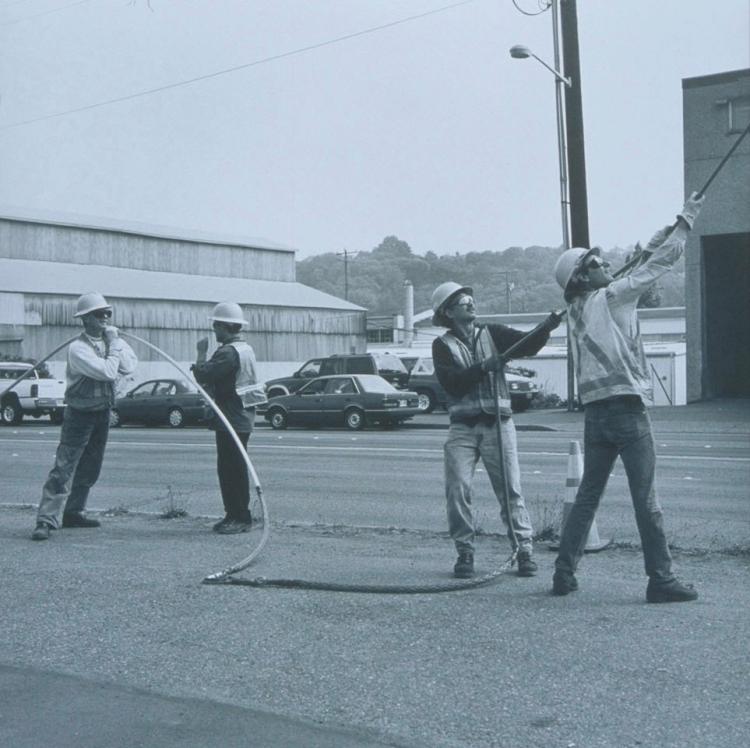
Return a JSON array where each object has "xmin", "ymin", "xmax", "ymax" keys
[
  {"xmin": 216, "ymin": 520, "xmax": 252, "ymax": 535},
  {"xmin": 32, "ymin": 523, "xmax": 51, "ymax": 541},
  {"xmin": 516, "ymin": 549, "xmax": 538, "ymax": 577},
  {"xmin": 453, "ymin": 552, "xmax": 474, "ymax": 579},
  {"xmin": 646, "ymin": 578, "xmax": 698, "ymax": 604},
  {"xmin": 552, "ymin": 570, "xmax": 579, "ymax": 596},
  {"xmin": 212, "ymin": 515, "xmax": 230, "ymax": 531},
  {"xmin": 62, "ymin": 513, "xmax": 101, "ymax": 528}
]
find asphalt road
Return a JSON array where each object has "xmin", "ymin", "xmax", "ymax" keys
[
  {"xmin": 2, "ymin": 416, "xmax": 748, "ymax": 551},
  {"xmin": 1, "ymin": 410, "xmax": 749, "ymax": 747}
]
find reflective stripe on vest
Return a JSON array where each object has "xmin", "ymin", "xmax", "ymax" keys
[
  {"xmin": 228, "ymin": 341, "xmax": 266, "ymax": 408},
  {"xmin": 440, "ymin": 327, "xmax": 512, "ymax": 419}
]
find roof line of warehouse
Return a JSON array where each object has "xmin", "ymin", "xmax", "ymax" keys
[
  {"xmin": 0, "ymin": 258, "xmax": 365, "ymax": 312},
  {"xmin": 0, "ymin": 204, "xmax": 297, "ymax": 254}
]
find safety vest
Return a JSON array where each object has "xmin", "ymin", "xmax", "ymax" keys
[
  {"xmin": 228, "ymin": 341, "xmax": 266, "ymax": 408},
  {"xmin": 567, "ymin": 290, "xmax": 652, "ymax": 405},
  {"xmin": 65, "ymin": 334, "xmax": 116, "ymax": 412},
  {"xmin": 439, "ymin": 326, "xmax": 512, "ymax": 419}
]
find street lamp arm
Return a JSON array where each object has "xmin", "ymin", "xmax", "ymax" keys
[{"xmin": 529, "ymin": 51, "xmax": 571, "ymax": 87}]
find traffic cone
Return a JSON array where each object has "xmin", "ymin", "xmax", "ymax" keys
[{"xmin": 548, "ymin": 440, "xmax": 611, "ymax": 552}]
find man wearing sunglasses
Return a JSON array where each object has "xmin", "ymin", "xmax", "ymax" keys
[
  {"xmin": 32, "ymin": 292, "xmax": 138, "ymax": 541},
  {"xmin": 550, "ymin": 191, "xmax": 704, "ymax": 602},
  {"xmin": 431, "ymin": 282, "xmax": 562, "ymax": 579}
]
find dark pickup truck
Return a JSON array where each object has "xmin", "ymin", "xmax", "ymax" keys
[{"xmin": 264, "ymin": 353, "xmax": 410, "ymax": 398}]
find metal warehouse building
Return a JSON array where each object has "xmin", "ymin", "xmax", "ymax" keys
[
  {"xmin": 0, "ymin": 208, "xmax": 365, "ymax": 381},
  {"xmin": 683, "ymin": 68, "xmax": 750, "ymax": 401}
]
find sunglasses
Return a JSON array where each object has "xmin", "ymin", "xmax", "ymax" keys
[
  {"xmin": 452, "ymin": 295, "xmax": 475, "ymax": 308},
  {"xmin": 92, "ymin": 309, "xmax": 112, "ymax": 319},
  {"xmin": 584, "ymin": 256, "xmax": 609, "ymax": 271}
]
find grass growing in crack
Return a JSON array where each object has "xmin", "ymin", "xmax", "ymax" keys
[
  {"xmin": 160, "ymin": 484, "xmax": 190, "ymax": 519},
  {"xmin": 102, "ymin": 504, "xmax": 130, "ymax": 516},
  {"xmin": 472, "ymin": 493, "xmax": 564, "ymax": 543},
  {"xmin": 529, "ymin": 493, "xmax": 564, "ymax": 542}
]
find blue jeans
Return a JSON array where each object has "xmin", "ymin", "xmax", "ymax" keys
[
  {"xmin": 554, "ymin": 396, "xmax": 674, "ymax": 583},
  {"xmin": 36, "ymin": 408, "xmax": 111, "ymax": 528},
  {"xmin": 444, "ymin": 418, "xmax": 534, "ymax": 554}
]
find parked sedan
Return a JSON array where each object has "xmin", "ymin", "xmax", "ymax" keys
[
  {"xmin": 111, "ymin": 379, "xmax": 206, "ymax": 428},
  {"xmin": 261, "ymin": 374, "xmax": 421, "ymax": 430}
]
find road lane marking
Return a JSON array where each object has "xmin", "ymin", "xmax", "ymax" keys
[{"xmin": 1, "ymin": 438, "xmax": 749, "ymax": 462}]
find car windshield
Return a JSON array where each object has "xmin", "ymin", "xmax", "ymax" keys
[
  {"xmin": 411, "ymin": 358, "xmax": 435, "ymax": 375},
  {"xmin": 0, "ymin": 365, "xmax": 32, "ymax": 379},
  {"xmin": 371, "ymin": 353, "xmax": 408, "ymax": 373},
  {"xmin": 356, "ymin": 375, "xmax": 398, "ymax": 393}
]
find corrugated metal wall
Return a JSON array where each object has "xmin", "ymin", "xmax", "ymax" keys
[
  {"xmin": 0, "ymin": 220, "xmax": 295, "ymax": 282},
  {"xmin": 20, "ymin": 295, "xmax": 366, "ymax": 363}
]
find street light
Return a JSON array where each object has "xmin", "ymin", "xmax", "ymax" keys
[{"xmin": 510, "ymin": 0, "xmax": 576, "ymax": 410}]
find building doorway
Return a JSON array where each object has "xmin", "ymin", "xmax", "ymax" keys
[{"xmin": 702, "ymin": 233, "xmax": 750, "ymax": 397}]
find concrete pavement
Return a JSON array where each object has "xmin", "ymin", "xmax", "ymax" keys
[{"xmin": 1, "ymin": 399, "xmax": 748, "ymax": 747}]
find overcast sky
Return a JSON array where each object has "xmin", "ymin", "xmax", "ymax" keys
[{"xmin": 0, "ymin": 0, "xmax": 747, "ymax": 258}]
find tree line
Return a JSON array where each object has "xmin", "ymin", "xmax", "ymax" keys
[{"xmin": 296, "ymin": 236, "xmax": 686, "ymax": 316}]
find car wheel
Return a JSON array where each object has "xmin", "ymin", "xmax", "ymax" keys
[
  {"xmin": 1, "ymin": 398, "xmax": 22, "ymax": 425},
  {"xmin": 109, "ymin": 409, "xmax": 121, "ymax": 427},
  {"xmin": 168, "ymin": 407, "xmax": 185, "ymax": 428},
  {"xmin": 50, "ymin": 409, "xmax": 65, "ymax": 425},
  {"xmin": 268, "ymin": 407, "xmax": 288, "ymax": 430},
  {"xmin": 415, "ymin": 390, "xmax": 436, "ymax": 413},
  {"xmin": 345, "ymin": 407, "xmax": 365, "ymax": 431}
]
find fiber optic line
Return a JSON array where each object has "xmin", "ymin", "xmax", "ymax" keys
[{"xmin": 0, "ymin": 0, "xmax": 478, "ymax": 131}]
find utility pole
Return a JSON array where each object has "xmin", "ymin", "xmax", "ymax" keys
[
  {"xmin": 560, "ymin": 0, "xmax": 589, "ymax": 410},
  {"xmin": 560, "ymin": 0, "xmax": 590, "ymax": 249},
  {"xmin": 494, "ymin": 271, "xmax": 515, "ymax": 314},
  {"xmin": 336, "ymin": 249, "xmax": 357, "ymax": 300}
]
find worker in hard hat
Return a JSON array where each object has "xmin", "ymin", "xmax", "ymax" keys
[
  {"xmin": 431, "ymin": 281, "xmax": 562, "ymax": 578},
  {"xmin": 32, "ymin": 293, "xmax": 138, "ymax": 541},
  {"xmin": 191, "ymin": 302, "xmax": 262, "ymax": 534},
  {"xmin": 550, "ymin": 192, "xmax": 704, "ymax": 603}
]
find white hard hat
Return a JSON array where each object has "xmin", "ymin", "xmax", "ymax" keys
[
  {"xmin": 209, "ymin": 301, "xmax": 247, "ymax": 327},
  {"xmin": 553, "ymin": 247, "xmax": 598, "ymax": 291},
  {"xmin": 431, "ymin": 281, "xmax": 473, "ymax": 326},
  {"xmin": 73, "ymin": 292, "xmax": 112, "ymax": 318}
]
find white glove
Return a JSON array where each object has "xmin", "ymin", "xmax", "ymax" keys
[
  {"xmin": 677, "ymin": 191, "xmax": 705, "ymax": 229},
  {"xmin": 645, "ymin": 226, "xmax": 672, "ymax": 250},
  {"xmin": 103, "ymin": 325, "xmax": 119, "ymax": 343}
]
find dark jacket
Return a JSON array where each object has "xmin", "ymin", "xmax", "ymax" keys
[
  {"xmin": 433, "ymin": 323, "xmax": 550, "ymax": 422},
  {"xmin": 191, "ymin": 337, "xmax": 254, "ymax": 433}
]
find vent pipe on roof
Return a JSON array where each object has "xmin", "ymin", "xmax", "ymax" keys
[{"xmin": 403, "ymin": 280, "xmax": 414, "ymax": 347}]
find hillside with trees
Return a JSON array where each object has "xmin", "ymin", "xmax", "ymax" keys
[{"xmin": 296, "ymin": 235, "xmax": 686, "ymax": 315}]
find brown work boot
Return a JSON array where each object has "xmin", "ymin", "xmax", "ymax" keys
[
  {"xmin": 552, "ymin": 570, "xmax": 579, "ymax": 596},
  {"xmin": 32, "ymin": 523, "xmax": 51, "ymax": 541},
  {"xmin": 516, "ymin": 549, "xmax": 538, "ymax": 577},
  {"xmin": 646, "ymin": 578, "xmax": 698, "ymax": 603},
  {"xmin": 453, "ymin": 552, "xmax": 474, "ymax": 579}
]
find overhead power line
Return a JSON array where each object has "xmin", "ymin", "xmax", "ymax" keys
[
  {"xmin": 0, "ymin": 0, "xmax": 478, "ymax": 131},
  {"xmin": 0, "ymin": 0, "xmax": 92, "ymax": 26}
]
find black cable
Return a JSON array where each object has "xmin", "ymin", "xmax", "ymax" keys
[
  {"xmin": 0, "ymin": 0, "xmax": 478, "ymax": 131},
  {"xmin": 510, "ymin": 0, "xmax": 550, "ymax": 17},
  {"xmin": 0, "ymin": 0, "xmax": 91, "ymax": 26}
]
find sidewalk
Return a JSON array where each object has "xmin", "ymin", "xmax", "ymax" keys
[{"xmin": 1, "ymin": 505, "xmax": 748, "ymax": 748}]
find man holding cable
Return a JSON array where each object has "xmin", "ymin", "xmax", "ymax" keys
[
  {"xmin": 192, "ymin": 302, "xmax": 262, "ymax": 535},
  {"xmin": 431, "ymin": 282, "xmax": 561, "ymax": 578},
  {"xmin": 551, "ymin": 192, "xmax": 704, "ymax": 602},
  {"xmin": 32, "ymin": 292, "xmax": 138, "ymax": 541}
]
